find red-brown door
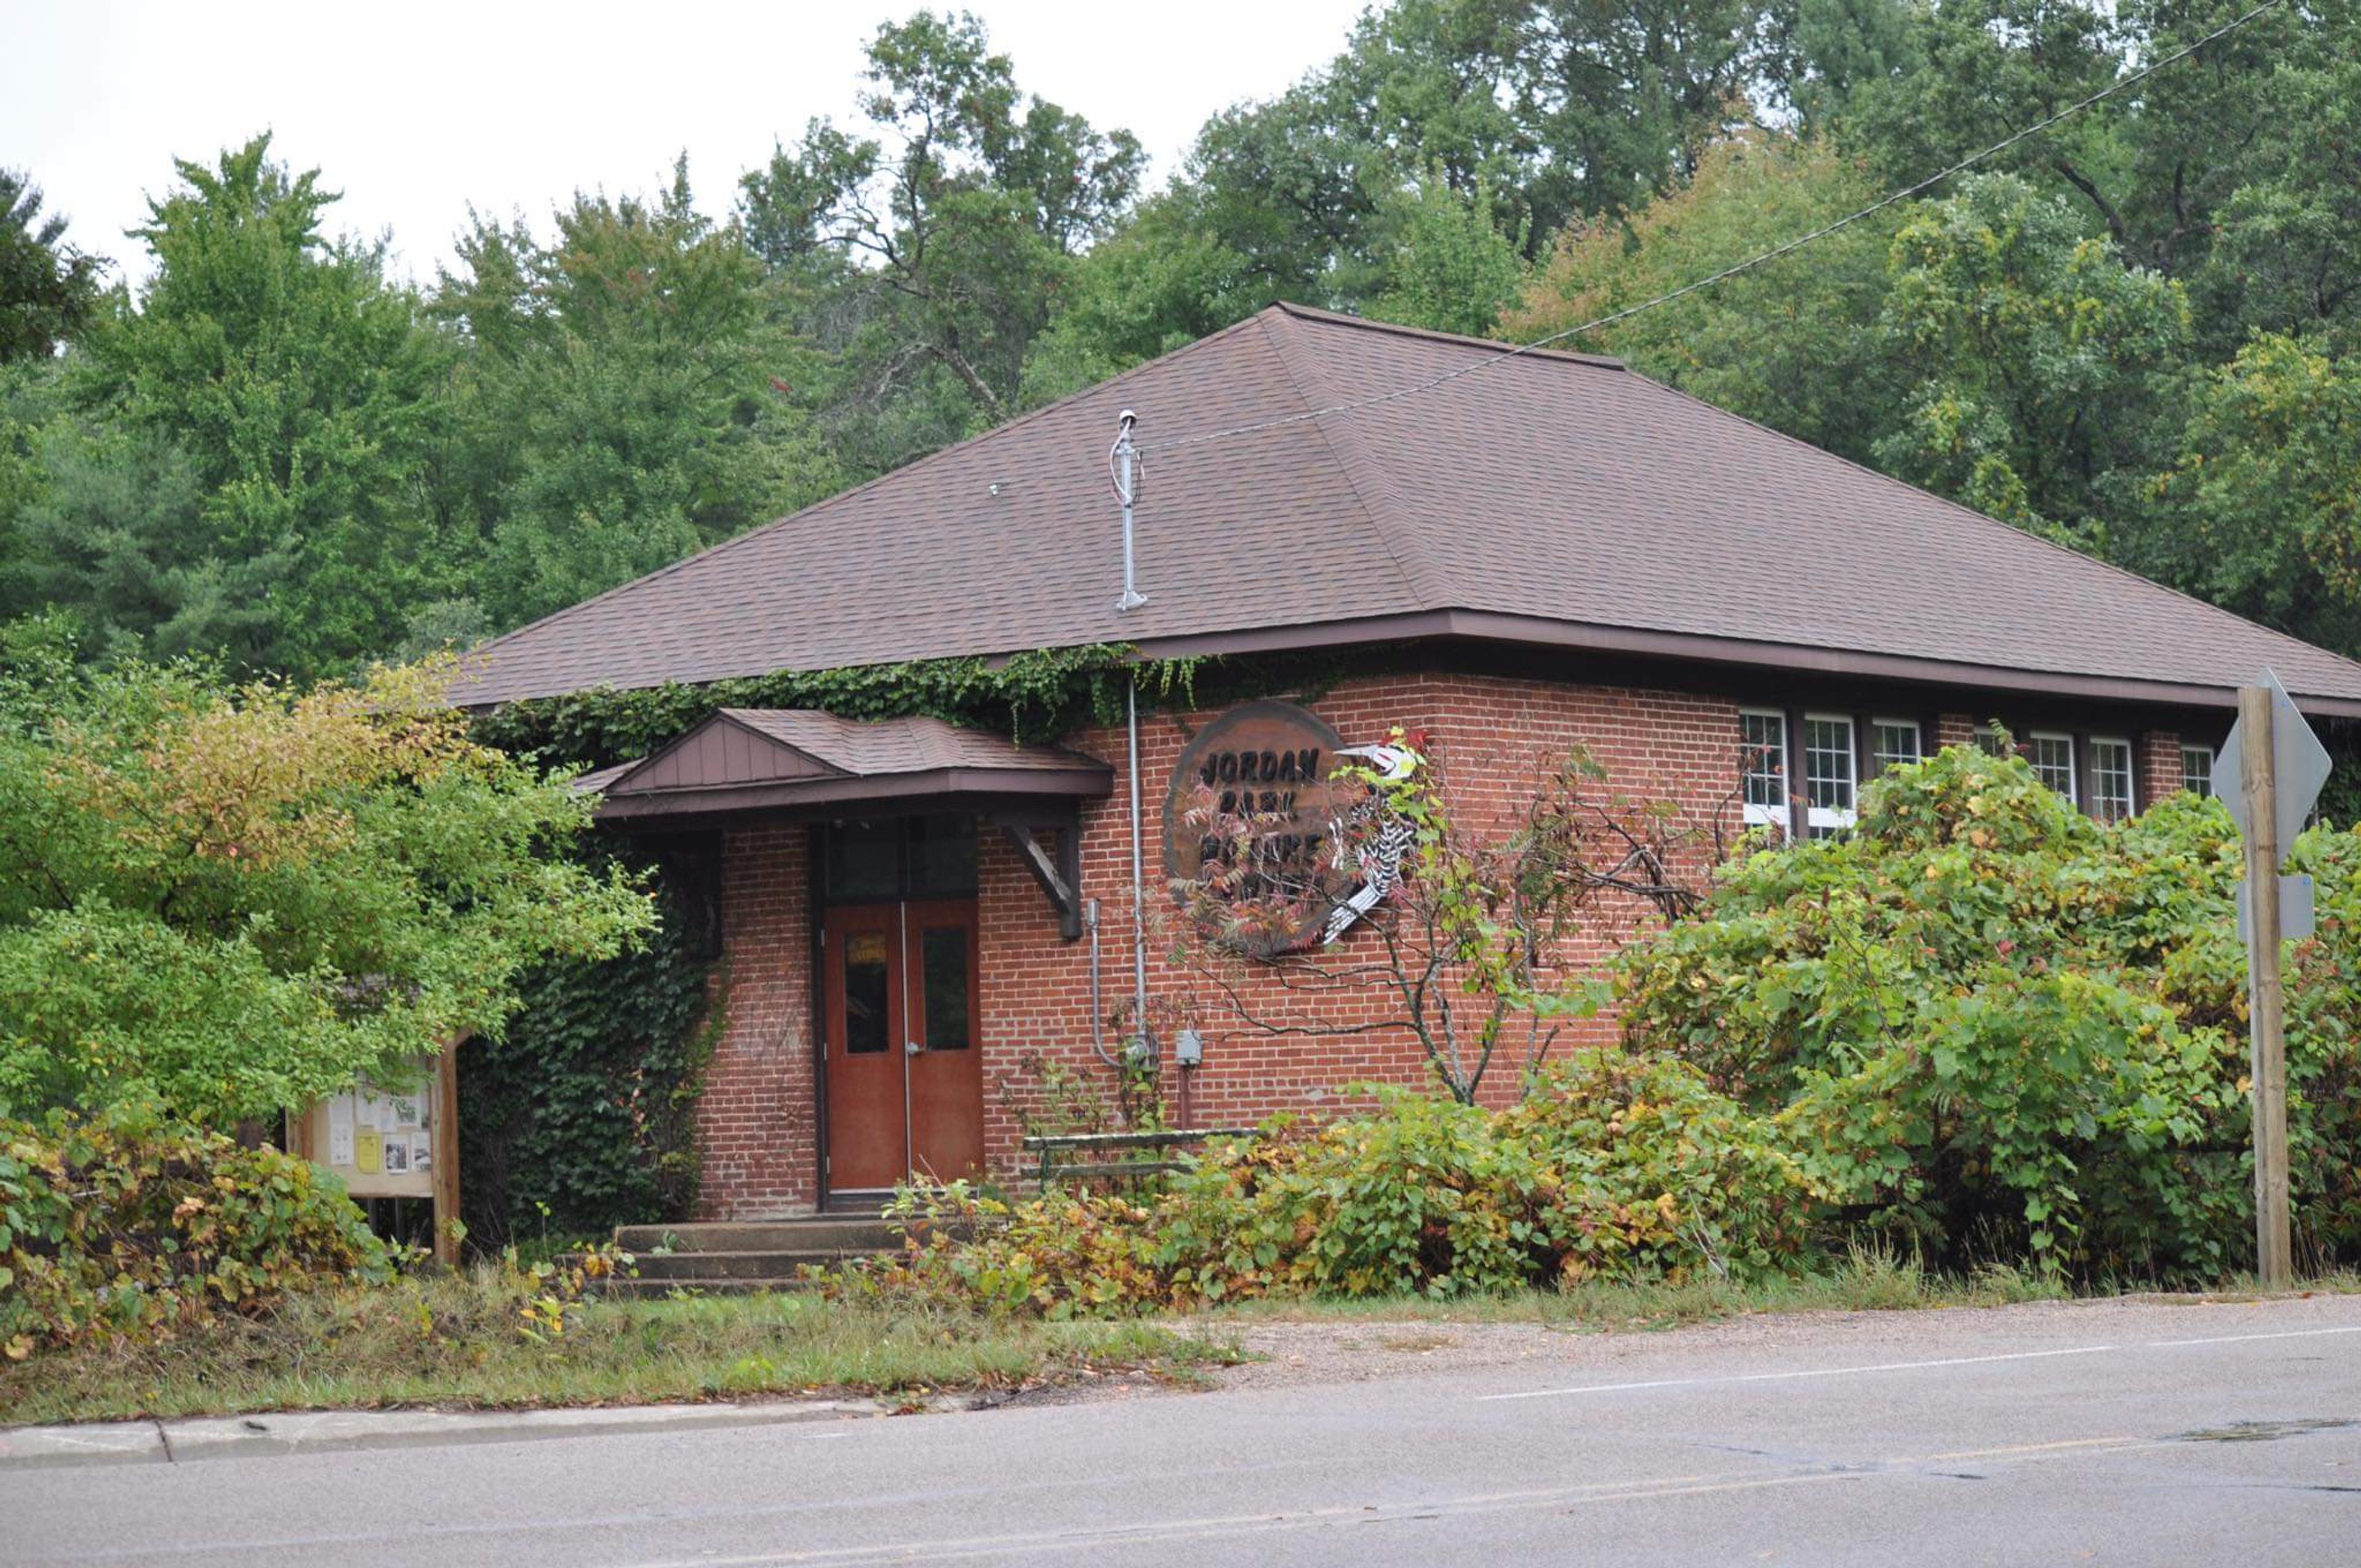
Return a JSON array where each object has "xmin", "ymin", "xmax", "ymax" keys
[
  {"xmin": 903, "ymin": 900, "xmax": 983, "ymax": 1182},
  {"xmin": 823, "ymin": 900, "xmax": 983, "ymax": 1192},
  {"xmin": 823, "ymin": 905, "xmax": 907, "ymax": 1192}
]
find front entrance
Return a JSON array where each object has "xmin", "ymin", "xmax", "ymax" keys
[{"xmin": 819, "ymin": 818, "xmax": 985, "ymax": 1195}]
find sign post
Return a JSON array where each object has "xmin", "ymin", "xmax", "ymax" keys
[
  {"xmin": 2217, "ymin": 668, "xmax": 2331, "ymax": 1289},
  {"xmin": 2237, "ymin": 685, "xmax": 2292, "ymax": 1289}
]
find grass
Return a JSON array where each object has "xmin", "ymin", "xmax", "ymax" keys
[
  {"xmin": 14, "ymin": 1248, "xmax": 2353, "ymax": 1428},
  {"xmin": 1193, "ymin": 1246, "xmax": 2072, "ymax": 1334},
  {"xmin": 0, "ymin": 1265, "xmax": 1243, "ymax": 1427},
  {"xmin": 1192, "ymin": 1249, "xmax": 2361, "ymax": 1335}
]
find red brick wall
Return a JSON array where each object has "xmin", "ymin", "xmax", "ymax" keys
[
  {"xmin": 979, "ymin": 671, "xmax": 1747, "ymax": 1178},
  {"xmin": 692, "ymin": 823, "xmax": 818, "ymax": 1218},
  {"xmin": 2138, "ymin": 729, "xmax": 2188, "ymax": 809},
  {"xmin": 687, "ymin": 674, "xmax": 2201, "ymax": 1216}
]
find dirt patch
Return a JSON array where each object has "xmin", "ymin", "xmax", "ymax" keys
[{"xmin": 1168, "ymin": 1291, "xmax": 2361, "ymax": 1396}]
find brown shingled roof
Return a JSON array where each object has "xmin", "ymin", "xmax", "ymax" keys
[
  {"xmin": 585, "ymin": 708, "xmax": 1110, "ymax": 822},
  {"xmin": 454, "ymin": 303, "xmax": 2361, "ymax": 717}
]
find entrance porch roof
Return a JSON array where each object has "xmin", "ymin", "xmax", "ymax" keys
[{"xmin": 577, "ymin": 708, "xmax": 1112, "ymax": 823}]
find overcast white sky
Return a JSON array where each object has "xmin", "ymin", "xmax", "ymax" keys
[{"xmin": 6, "ymin": 0, "xmax": 1370, "ymax": 284}]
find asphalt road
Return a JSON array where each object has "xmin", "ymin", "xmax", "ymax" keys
[{"xmin": 8, "ymin": 1293, "xmax": 2361, "ymax": 1567}]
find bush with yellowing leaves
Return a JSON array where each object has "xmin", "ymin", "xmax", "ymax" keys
[
  {"xmin": 1, "ymin": 1099, "xmax": 389, "ymax": 1360},
  {"xmin": 0, "ymin": 625, "xmax": 652, "ymax": 1127}
]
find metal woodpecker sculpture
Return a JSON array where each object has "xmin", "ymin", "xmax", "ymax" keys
[{"xmin": 1321, "ymin": 734, "xmax": 1425, "ymax": 945}]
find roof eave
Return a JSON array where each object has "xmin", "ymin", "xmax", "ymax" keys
[
  {"xmin": 1131, "ymin": 609, "xmax": 2361, "ymax": 721},
  {"xmin": 592, "ymin": 764, "xmax": 1115, "ymax": 823}
]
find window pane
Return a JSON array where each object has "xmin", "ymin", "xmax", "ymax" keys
[
  {"xmin": 1803, "ymin": 716, "xmax": 1856, "ymax": 817},
  {"xmin": 908, "ymin": 814, "xmax": 978, "ymax": 898},
  {"xmin": 2182, "ymin": 744, "xmax": 2213, "ymax": 797},
  {"xmin": 2090, "ymin": 738, "xmax": 2134, "ymax": 823},
  {"xmin": 827, "ymin": 820, "xmax": 900, "ymax": 900},
  {"xmin": 842, "ymin": 930, "xmax": 890, "ymax": 1054},
  {"xmin": 1872, "ymin": 719, "xmax": 1921, "ymax": 770},
  {"xmin": 2029, "ymin": 734, "xmax": 2076, "ymax": 801},
  {"xmin": 1975, "ymin": 725, "xmax": 2009, "ymax": 758},
  {"xmin": 920, "ymin": 926, "xmax": 971, "ymax": 1050},
  {"xmin": 1741, "ymin": 711, "xmax": 1786, "ymax": 812}
]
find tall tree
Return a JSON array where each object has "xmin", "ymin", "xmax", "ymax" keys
[
  {"xmin": 2141, "ymin": 333, "xmax": 2361, "ymax": 655},
  {"xmin": 1872, "ymin": 174, "xmax": 2189, "ymax": 539},
  {"xmin": 66, "ymin": 135, "xmax": 455, "ymax": 676},
  {"xmin": 433, "ymin": 158, "xmax": 836, "ymax": 632},
  {"xmin": 740, "ymin": 10, "xmax": 1144, "ymax": 462},
  {"xmin": 0, "ymin": 171, "xmax": 106, "ymax": 362},
  {"xmin": 1508, "ymin": 133, "xmax": 1900, "ymax": 461},
  {"xmin": 1367, "ymin": 167, "xmax": 1529, "ymax": 336}
]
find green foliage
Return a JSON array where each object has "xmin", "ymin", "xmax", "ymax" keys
[
  {"xmin": 432, "ymin": 159, "xmax": 839, "ymax": 632},
  {"xmin": 1510, "ymin": 134, "xmax": 1901, "ymax": 461},
  {"xmin": 834, "ymin": 1053, "xmax": 1816, "ymax": 1318},
  {"xmin": 1874, "ymin": 174, "xmax": 2189, "ymax": 538},
  {"xmin": 2144, "ymin": 333, "xmax": 2361, "ymax": 656},
  {"xmin": 1616, "ymin": 743, "xmax": 2361, "ymax": 1278},
  {"xmin": 0, "ymin": 646, "xmax": 652, "ymax": 1125},
  {"xmin": 459, "ymin": 857, "xmax": 716, "ymax": 1248},
  {"xmin": 64, "ymin": 135, "xmax": 457, "ymax": 676},
  {"xmin": 0, "ymin": 1101, "xmax": 389, "ymax": 1360},
  {"xmin": 0, "ymin": 170, "xmax": 106, "ymax": 363},
  {"xmin": 1367, "ymin": 168, "xmax": 1529, "ymax": 337},
  {"xmin": 472, "ymin": 643, "xmax": 1214, "ymax": 770},
  {"xmin": 1018, "ymin": 192, "xmax": 1271, "ymax": 404},
  {"xmin": 741, "ymin": 10, "xmax": 1144, "ymax": 460}
]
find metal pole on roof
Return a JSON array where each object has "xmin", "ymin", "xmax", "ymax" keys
[{"xmin": 1113, "ymin": 411, "xmax": 1145, "ymax": 614}]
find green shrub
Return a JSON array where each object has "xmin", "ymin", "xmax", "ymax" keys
[
  {"xmin": 0, "ymin": 1102, "xmax": 389, "ymax": 1359},
  {"xmin": 833, "ymin": 1051, "xmax": 1817, "ymax": 1318},
  {"xmin": 1617, "ymin": 743, "xmax": 2361, "ymax": 1278}
]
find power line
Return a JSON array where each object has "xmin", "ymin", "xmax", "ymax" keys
[{"xmin": 1139, "ymin": 0, "xmax": 2288, "ymax": 456}]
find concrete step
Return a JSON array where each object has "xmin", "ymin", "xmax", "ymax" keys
[
  {"xmin": 613, "ymin": 1219, "xmax": 902, "ymax": 1255},
  {"xmin": 627, "ymin": 1248, "xmax": 868, "ymax": 1281},
  {"xmin": 594, "ymin": 1273, "xmax": 821, "ymax": 1299}
]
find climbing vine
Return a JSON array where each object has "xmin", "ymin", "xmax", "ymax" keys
[
  {"xmin": 473, "ymin": 646, "xmax": 1172, "ymax": 769},
  {"xmin": 457, "ymin": 837, "xmax": 721, "ymax": 1248},
  {"xmin": 469, "ymin": 644, "xmax": 1377, "ymax": 770}
]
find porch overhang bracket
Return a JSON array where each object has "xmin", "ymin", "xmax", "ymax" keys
[{"xmin": 995, "ymin": 810, "xmax": 1083, "ymax": 941}]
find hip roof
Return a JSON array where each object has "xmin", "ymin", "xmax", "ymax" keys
[{"xmin": 453, "ymin": 303, "xmax": 2361, "ymax": 717}]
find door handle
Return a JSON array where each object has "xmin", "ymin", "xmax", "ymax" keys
[{"xmin": 904, "ymin": 1039, "xmax": 923, "ymax": 1056}]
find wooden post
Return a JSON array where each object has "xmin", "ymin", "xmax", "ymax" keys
[
  {"xmin": 433, "ymin": 1040, "xmax": 463, "ymax": 1269},
  {"xmin": 2239, "ymin": 686, "xmax": 2293, "ymax": 1289}
]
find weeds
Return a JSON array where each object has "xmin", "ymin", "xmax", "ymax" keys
[{"xmin": 0, "ymin": 1262, "xmax": 1240, "ymax": 1426}]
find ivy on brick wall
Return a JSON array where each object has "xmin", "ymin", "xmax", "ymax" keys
[
  {"xmin": 457, "ymin": 837, "xmax": 720, "ymax": 1248},
  {"xmin": 468, "ymin": 644, "xmax": 1379, "ymax": 771},
  {"xmin": 471, "ymin": 645, "xmax": 1170, "ymax": 770}
]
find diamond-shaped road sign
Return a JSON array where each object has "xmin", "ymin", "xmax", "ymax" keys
[{"xmin": 2218, "ymin": 667, "xmax": 2333, "ymax": 852}]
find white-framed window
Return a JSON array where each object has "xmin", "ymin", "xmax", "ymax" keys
[
  {"xmin": 1871, "ymin": 718, "xmax": 1923, "ymax": 772},
  {"xmin": 2182, "ymin": 743, "xmax": 2213, "ymax": 798},
  {"xmin": 1740, "ymin": 708, "xmax": 1790, "ymax": 833},
  {"xmin": 1801, "ymin": 713, "xmax": 1857, "ymax": 839},
  {"xmin": 2028, "ymin": 732, "xmax": 2078, "ymax": 803},
  {"xmin": 2089, "ymin": 736, "xmax": 2134, "ymax": 823},
  {"xmin": 1974, "ymin": 723, "xmax": 2009, "ymax": 758}
]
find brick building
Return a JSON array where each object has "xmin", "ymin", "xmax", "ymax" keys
[{"xmin": 456, "ymin": 305, "xmax": 2361, "ymax": 1218}]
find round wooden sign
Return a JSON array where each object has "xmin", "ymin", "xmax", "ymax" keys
[{"xmin": 1163, "ymin": 699, "xmax": 1355, "ymax": 948}]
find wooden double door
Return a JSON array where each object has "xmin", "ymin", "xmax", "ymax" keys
[{"xmin": 822, "ymin": 900, "xmax": 984, "ymax": 1194}]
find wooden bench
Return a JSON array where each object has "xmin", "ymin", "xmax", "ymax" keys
[{"xmin": 1022, "ymin": 1127, "xmax": 1260, "ymax": 1186}]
